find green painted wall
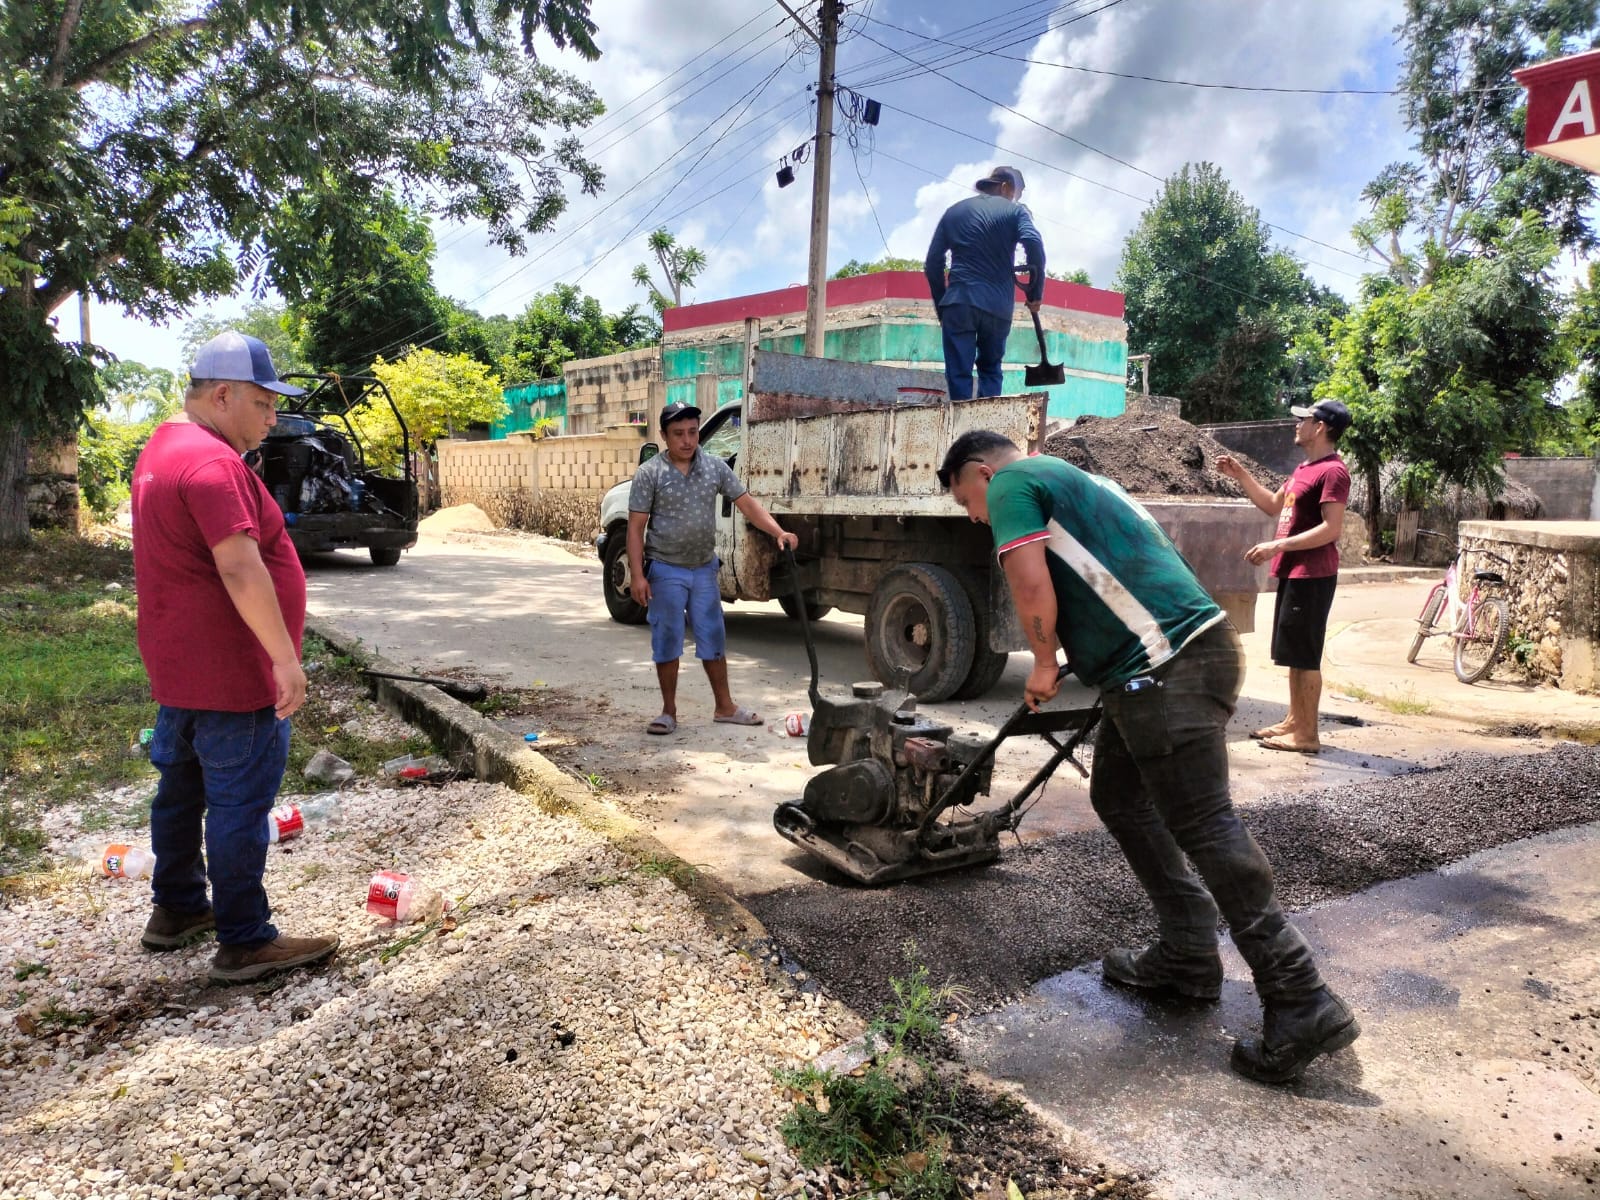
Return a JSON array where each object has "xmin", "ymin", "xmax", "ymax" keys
[
  {"xmin": 493, "ymin": 378, "xmax": 567, "ymax": 438},
  {"xmin": 661, "ymin": 316, "xmax": 1126, "ymax": 421}
]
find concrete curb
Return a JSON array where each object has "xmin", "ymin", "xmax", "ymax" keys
[
  {"xmin": 1337, "ymin": 564, "xmax": 1435, "ymax": 585},
  {"xmin": 304, "ymin": 615, "xmax": 779, "ymax": 965}
]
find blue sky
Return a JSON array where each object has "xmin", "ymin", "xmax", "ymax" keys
[{"xmin": 89, "ymin": 0, "xmax": 1437, "ymax": 373}]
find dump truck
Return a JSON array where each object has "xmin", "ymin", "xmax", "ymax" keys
[{"xmin": 596, "ymin": 352, "xmax": 1272, "ymax": 701}]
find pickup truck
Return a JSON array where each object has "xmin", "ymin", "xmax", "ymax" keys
[{"xmin": 597, "ymin": 352, "xmax": 1270, "ymax": 702}]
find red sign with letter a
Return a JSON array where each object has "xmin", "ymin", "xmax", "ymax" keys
[{"xmin": 1516, "ymin": 50, "xmax": 1600, "ymax": 174}]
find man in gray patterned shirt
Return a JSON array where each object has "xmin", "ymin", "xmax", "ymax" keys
[{"xmin": 627, "ymin": 403, "xmax": 798, "ymax": 735}]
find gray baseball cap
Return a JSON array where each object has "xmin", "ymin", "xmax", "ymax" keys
[{"xmin": 188, "ymin": 331, "xmax": 305, "ymax": 397}]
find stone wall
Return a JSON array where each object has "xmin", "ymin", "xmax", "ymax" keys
[
  {"xmin": 1458, "ymin": 519, "xmax": 1600, "ymax": 693},
  {"xmin": 27, "ymin": 437, "xmax": 79, "ymax": 532},
  {"xmin": 437, "ymin": 426, "xmax": 649, "ymax": 541}
]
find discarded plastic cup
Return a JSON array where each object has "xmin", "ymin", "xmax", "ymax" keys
[
  {"xmin": 98, "ymin": 844, "xmax": 155, "ymax": 880},
  {"xmin": 267, "ymin": 804, "xmax": 304, "ymax": 844},
  {"xmin": 365, "ymin": 870, "xmax": 444, "ymax": 923},
  {"xmin": 383, "ymin": 753, "xmax": 449, "ymax": 779},
  {"xmin": 784, "ymin": 711, "xmax": 810, "ymax": 737}
]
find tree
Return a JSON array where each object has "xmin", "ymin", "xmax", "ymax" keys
[
  {"xmin": 98, "ymin": 360, "xmax": 180, "ymax": 424},
  {"xmin": 831, "ymin": 256, "xmax": 923, "ymax": 279},
  {"xmin": 1320, "ymin": 218, "xmax": 1566, "ymax": 553},
  {"xmin": 1116, "ymin": 163, "xmax": 1314, "ymax": 422},
  {"xmin": 1555, "ymin": 262, "xmax": 1600, "ymax": 456},
  {"xmin": 276, "ymin": 190, "xmax": 447, "ymax": 374},
  {"xmin": 362, "ymin": 350, "xmax": 507, "ymax": 470},
  {"xmin": 1354, "ymin": 1, "xmax": 1600, "ymax": 286},
  {"xmin": 506, "ymin": 284, "xmax": 658, "ymax": 382},
  {"xmin": 181, "ymin": 301, "xmax": 308, "ymax": 378},
  {"xmin": 1048, "ymin": 268, "xmax": 1093, "ymax": 285},
  {"xmin": 631, "ymin": 228, "xmax": 706, "ymax": 315},
  {"xmin": 0, "ymin": 0, "xmax": 605, "ymax": 544}
]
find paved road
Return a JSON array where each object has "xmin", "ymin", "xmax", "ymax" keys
[{"xmin": 304, "ymin": 531, "xmax": 1599, "ymax": 899}]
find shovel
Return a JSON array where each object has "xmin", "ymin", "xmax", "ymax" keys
[
  {"xmin": 359, "ymin": 669, "xmax": 488, "ymax": 703},
  {"xmin": 1024, "ymin": 309, "xmax": 1065, "ymax": 388}
]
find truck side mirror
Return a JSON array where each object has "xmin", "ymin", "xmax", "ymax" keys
[{"xmin": 639, "ymin": 442, "xmax": 659, "ymax": 465}]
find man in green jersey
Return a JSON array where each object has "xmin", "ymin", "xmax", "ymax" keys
[{"xmin": 937, "ymin": 429, "xmax": 1358, "ymax": 1084}]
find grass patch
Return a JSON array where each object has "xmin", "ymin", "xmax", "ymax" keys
[
  {"xmin": 0, "ymin": 532, "xmax": 151, "ymax": 872},
  {"xmin": 775, "ymin": 943, "xmax": 969, "ymax": 1199},
  {"xmin": 0, "ymin": 534, "xmax": 437, "ymax": 877},
  {"xmin": 634, "ymin": 853, "xmax": 697, "ymax": 887},
  {"xmin": 1338, "ymin": 683, "xmax": 1433, "ymax": 717}
]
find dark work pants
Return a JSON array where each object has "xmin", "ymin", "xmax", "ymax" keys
[{"xmin": 1089, "ymin": 622, "xmax": 1324, "ymax": 1000}]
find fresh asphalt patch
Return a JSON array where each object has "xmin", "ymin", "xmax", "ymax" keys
[{"xmin": 744, "ymin": 742, "xmax": 1600, "ymax": 1015}]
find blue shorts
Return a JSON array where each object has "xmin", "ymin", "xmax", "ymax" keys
[{"xmin": 647, "ymin": 558, "xmax": 726, "ymax": 663}]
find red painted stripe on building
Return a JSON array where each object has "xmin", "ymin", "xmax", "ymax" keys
[{"xmin": 662, "ymin": 270, "xmax": 1125, "ymax": 332}]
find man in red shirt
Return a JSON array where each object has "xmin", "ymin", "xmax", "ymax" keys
[
  {"xmin": 131, "ymin": 331, "xmax": 338, "ymax": 983},
  {"xmin": 1217, "ymin": 400, "xmax": 1352, "ymax": 754}
]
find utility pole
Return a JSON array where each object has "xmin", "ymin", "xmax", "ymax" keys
[
  {"xmin": 78, "ymin": 292, "xmax": 91, "ymax": 344},
  {"xmin": 803, "ymin": 0, "xmax": 839, "ymax": 358}
]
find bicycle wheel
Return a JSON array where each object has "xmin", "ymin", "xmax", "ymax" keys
[
  {"xmin": 1407, "ymin": 587, "xmax": 1445, "ymax": 664},
  {"xmin": 1453, "ymin": 597, "xmax": 1509, "ymax": 684}
]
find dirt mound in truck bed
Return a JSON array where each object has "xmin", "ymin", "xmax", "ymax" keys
[{"xmin": 1042, "ymin": 412, "xmax": 1285, "ymax": 498}]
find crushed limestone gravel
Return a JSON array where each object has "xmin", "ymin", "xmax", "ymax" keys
[{"xmin": 1, "ymin": 779, "xmax": 851, "ymax": 1200}]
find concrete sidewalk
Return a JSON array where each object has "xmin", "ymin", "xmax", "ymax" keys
[{"xmin": 956, "ymin": 823, "xmax": 1600, "ymax": 1200}]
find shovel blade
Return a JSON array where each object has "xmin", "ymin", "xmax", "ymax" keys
[{"xmin": 1025, "ymin": 363, "xmax": 1066, "ymax": 387}]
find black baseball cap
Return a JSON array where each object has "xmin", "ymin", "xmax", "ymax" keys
[
  {"xmin": 1290, "ymin": 400, "xmax": 1352, "ymax": 433},
  {"xmin": 659, "ymin": 403, "xmax": 701, "ymax": 431},
  {"xmin": 975, "ymin": 165, "xmax": 1025, "ymax": 196}
]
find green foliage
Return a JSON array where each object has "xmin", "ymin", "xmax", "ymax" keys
[
  {"xmin": 1047, "ymin": 267, "xmax": 1093, "ymax": 285},
  {"xmin": 1558, "ymin": 262, "xmax": 1600, "ymax": 456},
  {"xmin": 364, "ymin": 349, "xmax": 507, "ymax": 468},
  {"xmin": 77, "ymin": 411, "xmax": 149, "ymax": 518},
  {"xmin": 1355, "ymin": 0, "xmax": 1600, "ymax": 283},
  {"xmin": 631, "ymin": 227, "xmax": 707, "ymax": 315},
  {"xmin": 774, "ymin": 945, "xmax": 968, "ymax": 1198},
  {"xmin": 1320, "ymin": 217, "xmax": 1566, "ymax": 514},
  {"xmin": 506, "ymin": 284, "xmax": 658, "ymax": 383},
  {"xmin": 1117, "ymin": 162, "xmax": 1320, "ymax": 423},
  {"xmin": 277, "ymin": 190, "xmax": 447, "ymax": 374},
  {"xmin": 182, "ymin": 302, "xmax": 309, "ymax": 379},
  {"xmin": 832, "ymin": 255, "xmax": 924, "ymax": 279},
  {"xmin": 0, "ymin": 0, "xmax": 606, "ymax": 541}
]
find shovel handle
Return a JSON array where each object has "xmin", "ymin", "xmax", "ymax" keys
[{"xmin": 1030, "ymin": 307, "xmax": 1049, "ymax": 354}]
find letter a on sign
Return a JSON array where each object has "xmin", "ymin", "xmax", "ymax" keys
[{"xmin": 1550, "ymin": 79, "xmax": 1597, "ymax": 141}]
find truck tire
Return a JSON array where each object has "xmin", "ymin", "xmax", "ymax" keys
[
  {"xmin": 369, "ymin": 546, "xmax": 402, "ymax": 567},
  {"xmin": 602, "ymin": 527, "xmax": 647, "ymax": 625},
  {"xmin": 950, "ymin": 569, "xmax": 1010, "ymax": 700},
  {"xmin": 778, "ymin": 594, "xmax": 834, "ymax": 622},
  {"xmin": 864, "ymin": 563, "xmax": 976, "ymax": 703}
]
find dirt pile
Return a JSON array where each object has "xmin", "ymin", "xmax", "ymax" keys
[{"xmin": 1042, "ymin": 411, "xmax": 1285, "ymax": 498}]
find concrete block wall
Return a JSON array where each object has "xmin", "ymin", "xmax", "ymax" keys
[
  {"xmin": 1504, "ymin": 456, "xmax": 1600, "ymax": 521},
  {"xmin": 562, "ymin": 347, "xmax": 663, "ymax": 436},
  {"xmin": 439, "ymin": 426, "xmax": 648, "ymax": 540}
]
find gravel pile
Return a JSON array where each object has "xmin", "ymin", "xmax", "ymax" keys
[
  {"xmin": 748, "ymin": 742, "xmax": 1600, "ymax": 1014},
  {"xmin": 1, "ymin": 779, "xmax": 851, "ymax": 1199},
  {"xmin": 1042, "ymin": 411, "xmax": 1284, "ymax": 497}
]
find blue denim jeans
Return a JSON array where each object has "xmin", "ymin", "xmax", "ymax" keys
[
  {"xmin": 1089, "ymin": 622, "xmax": 1324, "ymax": 1000},
  {"xmin": 646, "ymin": 558, "xmax": 726, "ymax": 663},
  {"xmin": 939, "ymin": 303, "xmax": 1012, "ymax": 400},
  {"xmin": 149, "ymin": 705, "xmax": 287, "ymax": 946}
]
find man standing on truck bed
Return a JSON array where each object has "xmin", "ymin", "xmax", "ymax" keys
[
  {"xmin": 1216, "ymin": 399, "xmax": 1351, "ymax": 754},
  {"xmin": 937, "ymin": 429, "xmax": 1358, "ymax": 1085},
  {"xmin": 628, "ymin": 402, "xmax": 800, "ymax": 736},
  {"xmin": 924, "ymin": 165, "xmax": 1046, "ymax": 401}
]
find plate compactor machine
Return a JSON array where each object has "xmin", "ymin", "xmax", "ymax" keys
[{"xmin": 772, "ymin": 554, "xmax": 1101, "ymax": 885}]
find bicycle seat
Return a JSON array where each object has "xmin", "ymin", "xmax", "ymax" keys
[{"xmin": 1472, "ymin": 570, "xmax": 1504, "ymax": 583}]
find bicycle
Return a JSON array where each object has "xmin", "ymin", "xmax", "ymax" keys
[{"xmin": 1405, "ymin": 530, "xmax": 1513, "ymax": 684}]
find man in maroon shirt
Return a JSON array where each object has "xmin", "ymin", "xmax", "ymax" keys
[
  {"xmin": 1217, "ymin": 400, "xmax": 1352, "ymax": 754},
  {"xmin": 130, "ymin": 331, "xmax": 338, "ymax": 983}
]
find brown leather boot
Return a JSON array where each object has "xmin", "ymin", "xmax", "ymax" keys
[
  {"xmin": 209, "ymin": 934, "xmax": 340, "ymax": 984},
  {"xmin": 141, "ymin": 906, "xmax": 216, "ymax": 951}
]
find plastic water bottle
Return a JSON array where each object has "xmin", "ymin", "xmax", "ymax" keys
[
  {"xmin": 297, "ymin": 792, "xmax": 343, "ymax": 824},
  {"xmin": 266, "ymin": 804, "xmax": 304, "ymax": 844},
  {"xmin": 365, "ymin": 871, "xmax": 445, "ymax": 924},
  {"xmin": 95, "ymin": 844, "xmax": 155, "ymax": 879}
]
